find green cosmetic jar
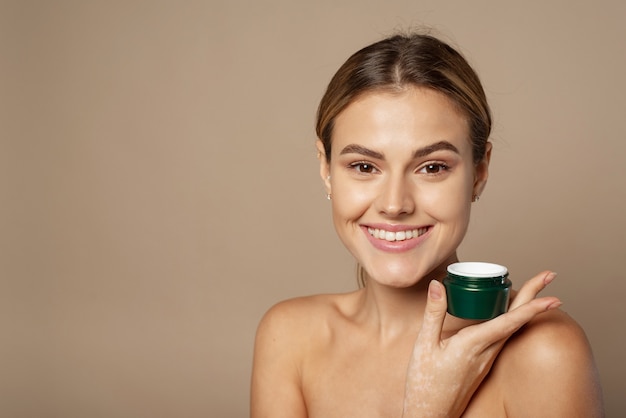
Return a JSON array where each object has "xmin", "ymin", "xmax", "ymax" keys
[{"xmin": 444, "ymin": 262, "xmax": 512, "ymax": 320}]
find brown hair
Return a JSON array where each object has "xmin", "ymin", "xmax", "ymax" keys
[
  {"xmin": 316, "ymin": 33, "xmax": 492, "ymax": 165},
  {"xmin": 315, "ymin": 33, "xmax": 492, "ymax": 287}
]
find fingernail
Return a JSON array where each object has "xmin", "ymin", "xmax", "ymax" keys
[
  {"xmin": 544, "ymin": 272, "xmax": 557, "ymax": 285},
  {"xmin": 547, "ymin": 300, "xmax": 562, "ymax": 310},
  {"xmin": 429, "ymin": 280, "xmax": 443, "ymax": 300}
]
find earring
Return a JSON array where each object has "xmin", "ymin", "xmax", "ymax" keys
[
  {"xmin": 472, "ymin": 194, "xmax": 480, "ymax": 202},
  {"xmin": 326, "ymin": 175, "xmax": 331, "ymax": 200}
]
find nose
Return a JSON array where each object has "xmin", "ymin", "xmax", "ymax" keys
[{"xmin": 376, "ymin": 173, "xmax": 415, "ymax": 217}]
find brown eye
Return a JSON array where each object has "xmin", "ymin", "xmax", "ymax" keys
[
  {"xmin": 420, "ymin": 163, "xmax": 450, "ymax": 175},
  {"xmin": 425, "ymin": 164, "xmax": 441, "ymax": 174},
  {"xmin": 350, "ymin": 162, "xmax": 377, "ymax": 174}
]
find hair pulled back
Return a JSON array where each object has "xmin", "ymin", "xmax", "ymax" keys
[
  {"xmin": 315, "ymin": 33, "xmax": 492, "ymax": 165},
  {"xmin": 316, "ymin": 33, "xmax": 493, "ymax": 287}
]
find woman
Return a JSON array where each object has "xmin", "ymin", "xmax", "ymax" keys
[{"xmin": 251, "ymin": 33, "xmax": 603, "ymax": 417}]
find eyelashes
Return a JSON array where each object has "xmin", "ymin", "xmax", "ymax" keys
[
  {"xmin": 346, "ymin": 161, "xmax": 451, "ymax": 176},
  {"xmin": 348, "ymin": 161, "xmax": 378, "ymax": 174},
  {"xmin": 419, "ymin": 163, "xmax": 450, "ymax": 175}
]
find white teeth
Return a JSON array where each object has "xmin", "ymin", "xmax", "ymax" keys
[{"xmin": 367, "ymin": 227, "xmax": 427, "ymax": 242}]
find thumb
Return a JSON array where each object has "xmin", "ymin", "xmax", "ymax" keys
[{"xmin": 417, "ymin": 280, "xmax": 448, "ymax": 346}]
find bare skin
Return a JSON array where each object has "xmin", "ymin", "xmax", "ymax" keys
[
  {"xmin": 251, "ymin": 274, "xmax": 603, "ymax": 417},
  {"xmin": 250, "ymin": 87, "xmax": 603, "ymax": 416}
]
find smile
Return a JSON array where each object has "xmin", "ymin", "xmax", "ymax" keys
[{"xmin": 367, "ymin": 227, "xmax": 429, "ymax": 242}]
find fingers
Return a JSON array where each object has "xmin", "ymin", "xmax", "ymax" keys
[
  {"xmin": 509, "ymin": 271, "xmax": 557, "ymax": 310},
  {"xmin": 456, "ymin": 271, "xmax": 560, "ymax": 349},
  {"xmin": 416, "ymin": 280, "xmax": 448, "ymax": 347},
  {"xmin": 419, "ymin": 271, "xmax": 560, "ymax": 354},
  {"xmin": 463, "ymin": 295, "xmax": 561, "ymax": 348}
]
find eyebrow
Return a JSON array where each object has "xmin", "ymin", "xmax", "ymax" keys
[
  {"xmin": 339, "ymin": 140, "xmax": 460, "ymax": 160},
  {"xmin": 413, "ymin": 141, "xmax": 460, "ymax": 158},
  {"xmin": 339, "ymin": 144, "xmax": 384, "ymax": 159}
]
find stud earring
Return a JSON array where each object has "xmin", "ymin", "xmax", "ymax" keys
[
  {"xmin": 326, "ymin": 176, "xmax": 332, "ymax": 200},
  {"xmin": 472, "ymin": 194, "xmax": 480, "ymax": 202}
]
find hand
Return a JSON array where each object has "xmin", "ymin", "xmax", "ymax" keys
[{"xmin": 402, "ymin": 271, "xmax": 560, "ymax": 418}]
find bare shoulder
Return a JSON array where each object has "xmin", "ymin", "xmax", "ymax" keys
[
  {"xmin": 253, "ymin": 293, "xmax": 344, "ymax": 370},
  {"xmin": 495, "ymin": 308, "xmax": 604, "ymax": 417},
  {"xmin": 504, "ymin": 308, "xmax": 592, "ymax": 365},
  {"xmin": 251, "ymin": 292, "xmax": 359, "ymax": 418},
  {"xmin": 255, "ymin": 292, "xmax": 354, "ymax": 344}
]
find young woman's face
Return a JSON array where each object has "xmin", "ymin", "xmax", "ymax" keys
[{"xmin": 318, "ymin": 87, "xmax": 490, "ymax": 288}]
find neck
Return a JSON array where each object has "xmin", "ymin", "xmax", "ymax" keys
[{"xmin": 355, "ymin": 255, "xmax": 456, "ymax": 342}]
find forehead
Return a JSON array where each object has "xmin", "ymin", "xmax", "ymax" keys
[{"xmin": 332, "ymin": 87, "xmax": 472, "ymax": 155}]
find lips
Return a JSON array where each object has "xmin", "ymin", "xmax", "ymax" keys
[{"xmin": 367, "ymin": 227, "xmax": 430, "ymax": 242}]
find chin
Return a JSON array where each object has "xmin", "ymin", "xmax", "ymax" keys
[
  {"xmin": 360, "ymin": 249, "xmax": 458, "ymax": 289},
  {"xmin": 365, "ymin": 265, "xmax": 430, "ymax": 288}
]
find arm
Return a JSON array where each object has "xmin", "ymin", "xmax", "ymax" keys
[
  {"xmin": 250, "ymin": 301, "xmax": 308, "ymax": 418},
  {"xmin": 501, "ymin": 309, "xmax": 604, "ymax": 417}
]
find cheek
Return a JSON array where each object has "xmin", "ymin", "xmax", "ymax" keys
[
  {"xmin": 331, "ymin": 181, "xmax": 373, "ymax": 220},
  {"xmin": 420, "ymin": 176, "xmax": 473, "ymax": 220}
]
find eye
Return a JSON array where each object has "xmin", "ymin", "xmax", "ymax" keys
[
  {"xmin": 349, "ymin": 161, "xmax": 378, "ymax": 174},
  {"xmin": 419, "ymin": 163, "xmax": 450, "ymax": 175}
]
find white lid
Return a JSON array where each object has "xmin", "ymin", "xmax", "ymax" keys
[{"xmin": 447, "ymin": 262, "xmax": 508, "ymax": 278}]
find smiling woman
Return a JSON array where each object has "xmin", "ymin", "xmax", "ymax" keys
[
  {"xmin": 323, "ymin": 88, "xmax": 479, "ymax": 289},
  {"xmin": 250, "ymin": 33, "xmax": 604, "ymax": 418}
]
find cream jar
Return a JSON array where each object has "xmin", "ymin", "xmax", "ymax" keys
[{"xmin": 443, "ymin": 262, "xmax": 511, "ymax": 320}]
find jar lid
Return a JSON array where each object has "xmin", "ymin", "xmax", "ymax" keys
[{"xmin": 447, "ymin": 262, "xmax": 508, "ymax": 278}]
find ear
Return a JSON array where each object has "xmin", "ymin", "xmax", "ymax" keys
[
  {"xmin": 316, "ymin": 140, "xmax": 332, "ymax": 194},
  {"xmin": 473, "ymin": 142, "xmax": 492, "ymax": 198}
]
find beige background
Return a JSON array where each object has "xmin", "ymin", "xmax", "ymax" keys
[{"xmin": 2, "ymin": 0, "xmax": 624, "ymax": 417}]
